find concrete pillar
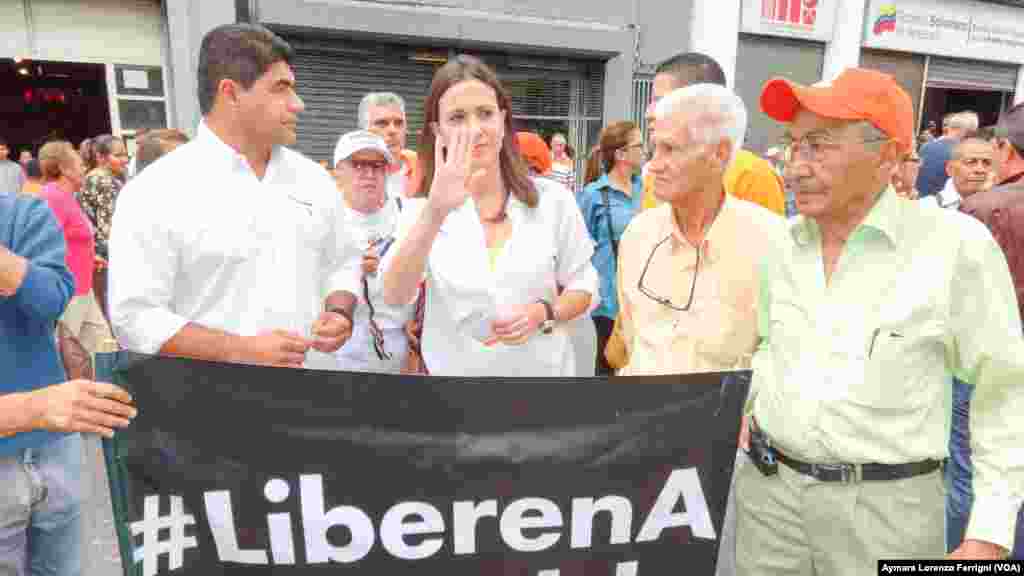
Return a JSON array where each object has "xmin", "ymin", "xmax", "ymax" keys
[
  {"xmin": 603, "ymin": 53, "xmax": 635, "ymax": 123},
  {"xmin": 688, "ymin": 0, "xmax": 740, "ymax": 88},
  {"xmin": 822, "ymin": 0, "xmax": 866, "ymax": 82},
  {"xmin": 164, "ymin": 0, "xmax": 234, "ymax": 135}
]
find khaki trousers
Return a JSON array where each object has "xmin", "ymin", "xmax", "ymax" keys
[
  {"xmin": 59, "ymin": 290, "xmax": 112, "ymax": 357},
  {"xmin": 735, "ymin": 455, "xmax": 945, "ymax": 576}
]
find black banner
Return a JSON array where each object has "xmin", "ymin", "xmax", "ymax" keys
[{"xmin": 102, "ymin": 353, "xmax": 749, "ymax": 575}]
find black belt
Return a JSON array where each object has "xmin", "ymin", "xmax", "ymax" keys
[{"xmin": 775, "ymin": 450, "xmax": 942, "ymax": 483}]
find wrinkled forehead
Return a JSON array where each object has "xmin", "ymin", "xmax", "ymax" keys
[
  {"xmin": 368, "ymin": 104, "xmax": 405, "ymax": 122},
  {"xmin": 785, "ymin": 110, "xmax": 860, "ymax": 138}
]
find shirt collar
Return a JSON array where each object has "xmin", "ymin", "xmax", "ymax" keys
[
  {"xmin": 789, "ymin": 185, "xmax": 903, "ymax": 248},
  {"xmin": 195, "ymin": 120, "xmax": 282, "ymax": 177},
  {"xmin": 663, "ymin": 191, "xmax": 732, "ymax": 265}
]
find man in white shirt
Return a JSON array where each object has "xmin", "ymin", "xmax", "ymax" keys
[
  {"xmin": 359, "ymin": 92, "xmax": 419, "ymax": 199},
  {"xmin": 312, "ymin": 130, "xmax": 417, "ymax": 373},
  {"xmin": 109, "ymin": 23, "xmax": 361, "ymax": 367},
  {"xmin": 927, "ymin": 136, "xmax": 996, "ymax": 209}
]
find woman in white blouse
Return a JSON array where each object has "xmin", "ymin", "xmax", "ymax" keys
[{"xmin": 381, "ymin": 55, "xmax": 598, "ymax": 377}]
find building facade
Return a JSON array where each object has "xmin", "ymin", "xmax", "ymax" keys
[{"xmin": 2, "ymin": 0, "xmax": 1023, "ymax": 166}]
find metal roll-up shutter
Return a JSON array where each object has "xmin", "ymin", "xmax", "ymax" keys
[
  {"xmin": 735, "ymin": 34, "xmax": 824, "ymax": 154},
  {"xmin": 926, "ymin": 57, "xmax": 1019, "ymax": 92},
  {"xmin": 282, "ymin": 35, "xmax": 441, "ymax": 164}
]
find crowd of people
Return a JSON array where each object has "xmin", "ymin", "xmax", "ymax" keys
[{"xmin": 2, "ymin": 20, "xmax": 1024, "ymax": 576}]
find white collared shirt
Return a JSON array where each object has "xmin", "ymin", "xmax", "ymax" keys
[
  {"xmin": 340, "ymin": 196, "xmax": 418, "ymax": 332},
  {"xmin": 109, "ymin": 122, "xmax": 362, "ymax": 357},
  {"xmin": 924, "ymin": 178, "xmax": 962, "ymax": 209},
  {"xmin": 384, "ymin": 177, "xmax": 599, "ymax": 377}
]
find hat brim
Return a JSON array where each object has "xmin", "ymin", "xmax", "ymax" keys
[{"xmin": 760, "ymin": 78, "xmax": 863, "ymax": 124}]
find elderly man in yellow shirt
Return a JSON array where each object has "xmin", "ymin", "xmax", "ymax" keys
[
  {"xmin": 617, "ymin": 85, "xmax": 783, "ymax": 375},
  {"xmin": 604, "ymin": 53, "xmax": 785, "ymax": 372},
  {"xmin": 736, "ymin": 68, "xmax": 1024, "ymax": 575}
]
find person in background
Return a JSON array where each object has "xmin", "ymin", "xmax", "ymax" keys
[
  {"xmin": 79, "ymin": 134, "xmax": 129, "ymax": 319},
  {"xmin": 78, "ymin": 138, "xmax": 96, "ymax": 175},
  {"xmin": 381, "ymin": 55, "xmax": 598, "ymax": 377},
  {"xmin": 18, "ymin": 149, "xmax": 33, "ymax": 171},
  {"xmin": 313, "ymin": 130, "xmax": 417, "ymax": 373},
  {"xmin": 578, "ymin": 121, "xmax": 644, "ymax": 375},
  {"xmin": 515, "ymin": 132, "xmax": 553, "ymax": 178},
  {"xmin": 549, "ymin": 132, "xmax": 576, "ymax": 193},
  {"xmin": 21, "ymin": 159, "xmax": 43, "ymax": 196},
  {"xmin": 124, "ymin": 128, "xmax": 149, "ymax": 179},
  {"xmin": 134, "ymin": 129, "xmax": 189, "ymax": 174},
  {"xmin": 38, "ymin": 141, "xmax": 113, "ymax": 358},
  {"xmin": 516, "ymin": 130, "xmax": 597, "ymax": 376},
  {"xmin": 959, "ymin": 103, "xmax": 1024, "ymax": 560},
  {"xmin": 916, "ymin": 111, "xmax": 978, "ymax": 198},
  {"xmin": 641, "ymin": 53, "xmax": 786, "ymax": 216},
  {"xmin": 739, "ymin": 67, "xmax": 1023, "ymax": 574},
  {"xmin": 110, "ymin": 24, "xmax": 360, "ymax": 368},
  {"xmin": 927, "ymin": 136, "xmax": 995, "ymax": 210},
  {"xmin": 891, "ymin": 150, "xmax": 921, "ymax": 200},
  {"xmin": 359, "ymin": 92, "xmax": 419, "ymax": 199},
  {"xmin": 0, "ymin": 138, "xmax": 25, "ymax": 196},
  {"xmin": 1, "ymin": 189, "xmax": 136, "ymax": 576}
]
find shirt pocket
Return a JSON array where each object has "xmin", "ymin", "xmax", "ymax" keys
[
  {"xmin": 695, "ymin": 299, "xmax": 757, "ymax": 367},
  {"xmin": 856, "ymin": 323, "xmax": 944, "ymax": 410}
]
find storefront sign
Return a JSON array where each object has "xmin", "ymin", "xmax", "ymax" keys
[
  {"xmin": 741, "ymin": 0, "xmax": 837, "ymax": 42},
  {"xmin": 864, "ymin": 0, "xmax": 1024, "ymax": 64}
]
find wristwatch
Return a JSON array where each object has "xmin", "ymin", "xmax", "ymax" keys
[{"xmin": 536, "ymin": 299, "xmax": 555, "ymax": 335}]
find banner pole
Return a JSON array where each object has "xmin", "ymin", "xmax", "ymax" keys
[{"xmin": 96, "ymin": 341, "xmax": 139, "ymax": 576}]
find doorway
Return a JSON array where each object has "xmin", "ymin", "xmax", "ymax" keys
[
  {"xmin": 0, "ymin": 59, "xmax": 112, "ymax": 157},
  {"xmin": 921, "ymin": 87, "xmax": 1012, "ymax": 133}
]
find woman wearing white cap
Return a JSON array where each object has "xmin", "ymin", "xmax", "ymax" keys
[
  {"xmin": 308, "ymin": 130, "xmax": 421, "ymax": 373},
  {"xmin": 381, "ymin": 55, "xmax": 599, "ymax": 377}
]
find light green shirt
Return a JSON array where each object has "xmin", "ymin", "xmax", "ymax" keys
[{"xmin": 751, "ymin": 187, "xmax": 1024, "ymax": 550}]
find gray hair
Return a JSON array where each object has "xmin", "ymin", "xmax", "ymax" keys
[
  {"xmin": 358, "ymin": 92, "xmax": 405, "ymax": 130},
  {"xmin": 949, "ymin": 111, "xmax": 979, "ymax": 133},
  {"xmin": 653, "ymin": 83, "xmax": 747, "ymax": 165}
]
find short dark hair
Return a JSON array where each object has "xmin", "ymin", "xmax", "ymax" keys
[
  {"xmin": 655, "ymin": 52, "xmax": 727, "ymax": 89},
  {"xmin": 0, "ymin": 138, "xmax": 8, "ymax": 148},
  {"xmin": 197, "ymin": 23, "xmax": 294, "ymax": 116}
]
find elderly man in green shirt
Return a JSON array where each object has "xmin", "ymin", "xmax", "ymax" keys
[{"xmin": 736, "ymin": 67, "xmax": 1024, "ymax": 575}]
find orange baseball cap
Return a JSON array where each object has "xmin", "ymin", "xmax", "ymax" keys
[{"xmin": 760, "ymin": 68, "xmax": 914, "ymax": 154}]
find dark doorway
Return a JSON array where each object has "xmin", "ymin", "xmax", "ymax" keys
[
  {"xmin": 921, "ymin": 87, "xmax": 1008, "ymax": 133},
  {"xmin": 0, "ymin": 59, "xmax": 111, "ymax": 157}
]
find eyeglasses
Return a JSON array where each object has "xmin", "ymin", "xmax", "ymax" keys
[
  {"xmin": 637, "ymin": 235, "xmax": 701, "ymax": 312},
  {"xmin": 348, "ymin": 159, "xmax": 388, "ymax": 174},
  {"xmin": 781, "ymin": 132, "xmax": 890, "ymax": 162}
]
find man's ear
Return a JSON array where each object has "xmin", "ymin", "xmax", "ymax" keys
[
  {"xmin": 946, "ymin": 160, "xmax": 954, "ymax": 178},
  {"xmin": 717, "ymin": 138, "xmax": 733, "ymax": 167}
]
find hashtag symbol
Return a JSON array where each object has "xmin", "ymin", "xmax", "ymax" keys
[{"xmin": 129, "ymin": 495, "xmax": 198, "ymax": 576}]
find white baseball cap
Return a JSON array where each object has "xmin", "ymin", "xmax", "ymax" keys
[{"xmin": 332, "ymin": 130, "xmax": 394, "ymax": 168}]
